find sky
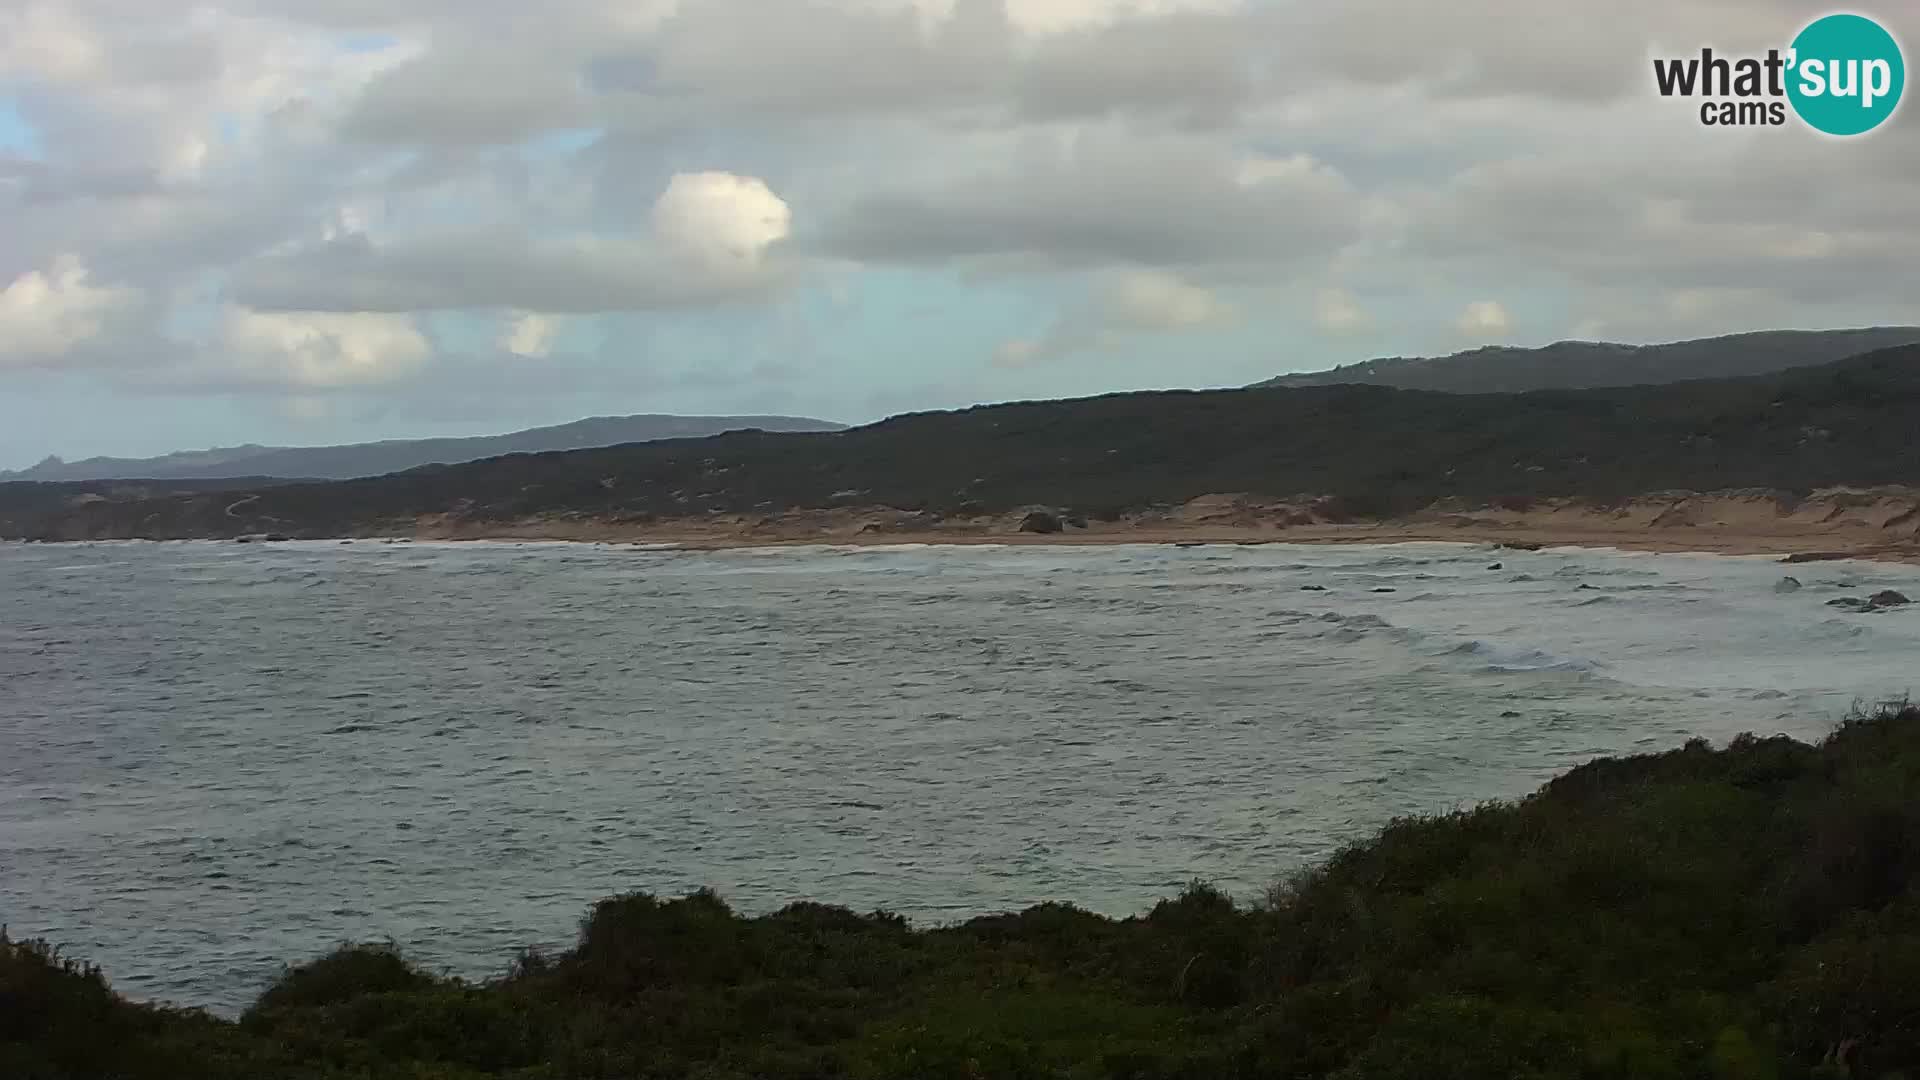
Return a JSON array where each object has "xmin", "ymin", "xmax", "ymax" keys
[{"xmin": 1, "ymin": 0, "xmax": 1916, "ymax": 468}]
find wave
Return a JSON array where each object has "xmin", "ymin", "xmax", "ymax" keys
[{"xmin": 1441, "ymin": 639, "xmax": 1606, "ymax": 674}]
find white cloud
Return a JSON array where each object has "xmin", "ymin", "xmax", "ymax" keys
[
  {"xmin": 1107, "ymin": 269, "xmax": 1232, "ymax": 329},
  {"xmin": 650, "ymin": 171, "xmax": 793, "ymax": 274},
  {"xmin": 501, "ymin": 311, "xmax": 561, "ymax": 358},
  {"xmin": 0, "ymin": 3, "xmax": 106, "ymax": 83},
  {"xmin": 231, "ymin": 171, "xmax": 795, "ymax": 313},
  {"xmin": 0, "ymin": 256, "xmax": 142, "ymax": 366},
  {"xmin": 992, "ymin": 268, "xmax": 1231, "ymax": 366},
  {"xmin": 1313, "ymin": 287, "xmax": 1371, "ymax": 336},
  {"xmin": 991, "ymin": 337, "xmax": 1045, "ymax": 368},
  {"xmin": 221, "ymin": 307, "xmax": 432, "ymax": 388},
  {"xmin": 1455, "ymin": 299, "xmax": 1513, "ymax": 339}
]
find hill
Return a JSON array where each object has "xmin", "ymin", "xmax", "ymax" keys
[
  {"xmin": 1253, "ymin": 327, "xmax": 1920, "ymax": 393},
  {"xmin": 5, "ymin": 342, "xmax": 1920, "ymax": 542},
  {"xmin": 0, "ymin": 414, "xmax": 847, "ymax": 482},
  {"xmin": 10, "ymin": 702, "xmax": 1920, "ymax": 1078}
]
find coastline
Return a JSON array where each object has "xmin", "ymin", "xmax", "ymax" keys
[
  {"xmin": 400, "ymin": 490, "xmax": 1920, "ymax": 565},
  {"xmin": 15, "ymin": 487, "xmax": 1920, "ymax": 565}
]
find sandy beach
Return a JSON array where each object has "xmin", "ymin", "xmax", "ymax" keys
[{"xmin": 401, "ymin": 487, "xmax": 1920, "ymax": 564}]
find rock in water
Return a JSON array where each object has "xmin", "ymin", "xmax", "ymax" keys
[
  {"xmin": 1774, "ymin": 576, "xmax": 1803, "ymax": 593},
  {"xmin": 1827, "ymin": 592, "xmax": 1910, "ymax": 613}
]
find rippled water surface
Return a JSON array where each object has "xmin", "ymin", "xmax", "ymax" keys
[{"xmin": 5, "ymin": 539, "xmax": 1920, "ymax": 1013}]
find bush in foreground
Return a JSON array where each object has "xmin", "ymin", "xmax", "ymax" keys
[{"xmin": 9, "ymin": 704, "xmax": 1920, "ymax": 1078}]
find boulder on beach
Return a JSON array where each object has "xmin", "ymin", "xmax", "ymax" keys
[{"xmin": 1017, "ymin": 510, "xmax": 1064, "ymax": 534}]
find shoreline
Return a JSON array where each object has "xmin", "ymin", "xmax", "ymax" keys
[
  {"xmin": 374, "ymin": 488, "xmax": 1920, "ymax": 565},
  {"xmin": 405, "ymin": 519, "xmax": 1920, "ymax": 565},
  {"xmin": 20, "ymin": 521, "xmax": 1920, "ymax": 565},
  {"xmin": 15, "ymin": 487, "xmax": 1920, "ymax": 565}
]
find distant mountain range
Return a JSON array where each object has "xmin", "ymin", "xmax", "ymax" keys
[
  {"xmin": 1253, "ymin": 327, "xmax": 1920, "ymax": 393},
  {"xmin": 3, "ymin": 414, "xmax": 847, "ymax": 482}
]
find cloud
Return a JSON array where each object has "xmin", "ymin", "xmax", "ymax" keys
[
  {"xmin": 593, "ymin": 0, "xmax": 1006, "ymax": 128},
  {"xmin": 6, "ymin": 0, "xmax": 1920, "ymax": 447},
  {"xmin": 218, "ymin": 308, "xmax": 433, "ymax": 389},
  {"xmin": 992, "ymin": 268, "xmax": 1232, "ymax": 366},
  {"xmin": 1313, "ymin": 288, "xmax": 1372, "ymax": 336},
  {"xmin": 991, "ymin": 338, "xmax": 1046, "ymax": 368},
  {"xmin": 815, "ymin": 134, "xmax": 1368, "ymax": 268},
  {"xmin": 231, "ymin": 171, "xmax": 794, "ymax": 313},
  {"xmin": 580, "ymin": 0, "xmax": 1260, "ymax": 138},
  {"xmin": 0, "ymin": 256, "xmax": 142, "ymax": 367},
  {"xmin": 1108, "ymin": 269, "xmax": 1233, "ymax": 329},
  {"xmin": 651, "ymin": 171, "xmax": 793, "ymax": 273},
  {"xmin": 1455, "ymin": 300, "xmax": 1513, "ymax": 338},
  {"xmin": 500, "ymin": 312, "xmax": 561, "ymax": 358},
  {"xmin": 339, "ymin": 47, "xmax": 591, "ymax": 145},
  {"xmin": 1010, "ymin": 9, "xmax": 1257, "ymax": 125}
]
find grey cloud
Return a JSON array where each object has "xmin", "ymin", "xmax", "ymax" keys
[
  {"xmin": 619, "ymin": 0, "xmax": 1010, "ymax": 117},
  {"xmin": 811, "ymin": 134, "xmax": 1366, "ymax": 267},
  {"xmin": 1277, "ymin": 0, "xmax": 1811, "ymax": 104},
  {"xmin": 229, "ymin": 230, "xmax": 792, "ymax": 313},
  {"xmin": 340, "ymin": 50, "xmax": 592, "ymax": 145},
  {"xmin": 1400, "ymin": 127, "xmax": 1920, "ymax": 310},
  {"xmin": 1013, "ymin": 11, "xmax": 1256, "ymax": 126},
  {"xmin": 369, "ymin": 0, "xmax": 1267, "ymax": 145}
]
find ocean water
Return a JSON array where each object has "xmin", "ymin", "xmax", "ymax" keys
[{"xmin": 4, "ymin": 538, "xmax": 1919, "ymax": 1015}]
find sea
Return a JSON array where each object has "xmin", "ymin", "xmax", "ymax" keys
[{"xmin": 4, "ymin": 538, "xmax": 1918, "ymax": 1015}]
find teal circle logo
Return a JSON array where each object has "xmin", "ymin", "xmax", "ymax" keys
[{"xmin": 1787, "ymin": 13, "xmax": 1905, "ymax": 135}]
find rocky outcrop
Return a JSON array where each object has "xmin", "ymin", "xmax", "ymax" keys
[
  {"xmin": 1017, "ymin": 510, "xmax": 1064, "ymax": 534},
  {"xmin": 1827, "ymin": 590, "xmax": 1912, "ymax": 613}
]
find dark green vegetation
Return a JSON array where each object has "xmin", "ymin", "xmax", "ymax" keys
[
  {"xmin": 1, "ymin": 414, "xmax": 845, "ymax": 483},
  {"xmin": 13, "ymin": 704, "xmax": 1920, "ymax": 1078},
  {"xmin": 1253, "ymin": 327, "xmax": 1920, "ymax": 394},
  {"xmin": 0, "ymin": 476, "xmax": 305, "ymax": 521},
  {"xmin": 5, "ymin": 343, "xmax": 1920, "ymax": 540}
]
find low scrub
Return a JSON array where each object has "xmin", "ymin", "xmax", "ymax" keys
[{"xmin": 10, "ymin": 704, "xmax": 1920, "ymax": 1077}]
